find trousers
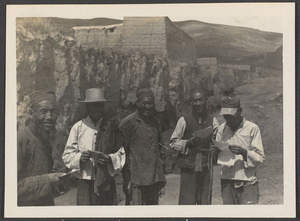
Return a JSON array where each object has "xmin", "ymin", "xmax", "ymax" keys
[
  {"xmin": 221, "ymin": 179, "xmax": 259, "ymax": 204},
  {"xmin": 77, "ymin": 179, "xmax": 117, "ymax": 205},
  {"xmin": 178, "ymin": 167, "xmax": 211, "ymax": 205},
  {"xmin": 130, "ymin": 182, "xmax": 162, "ymax": 205}
]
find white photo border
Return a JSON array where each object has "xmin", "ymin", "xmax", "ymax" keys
[{"xmin": 5, "ymin": 3, "xmax": 296, "ymax": 218}]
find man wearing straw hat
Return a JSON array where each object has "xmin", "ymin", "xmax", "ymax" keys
[
  {"xmin": 62, "ymin": 88, "xmax": 125, "ymax": 205},
  {"xmin": 18, "ymin": 91, "xmax": 65, "ymax": 206},
  {"xmin": 211, "ymin": 96, "xmax": 265, "ymax": 204}
]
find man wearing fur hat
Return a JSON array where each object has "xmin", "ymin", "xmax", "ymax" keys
[
  {"xmin": 17, "ymin": 91, "xmax": 65, "ymax": 206},
  {"xmin": 62, "ymin": 88, "xmax": 125, "ymax": 205},
  {"xmin": 119, "ymin": 88, "xmax": 166, "ymax": 205},
  {"xmin": 211, "ymin": 96, "xmax": 265, "ymax": 204}
]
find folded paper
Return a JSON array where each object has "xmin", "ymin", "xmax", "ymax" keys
[{"xmin": 213, "ymin": 140, "xmax": 236, "ymax": 166}]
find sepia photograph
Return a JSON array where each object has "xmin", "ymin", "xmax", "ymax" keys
[{"xmin": 5, "ymin": 2, "xmax": 295, "ymax": 218}]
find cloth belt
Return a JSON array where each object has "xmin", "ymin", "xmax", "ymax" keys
[
  {"xmin": 194, "ymin": 149, "xmax": 210, "ymax": 172},
  {"xmin": 194, "ymin": 152, "xmax": 203, "ymax": 172}
]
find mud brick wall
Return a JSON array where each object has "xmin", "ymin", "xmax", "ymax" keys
[
  {"xmin": 165, "ymin": 17, "xmax": 197, "ymax": 63},
  {"xmin": 72, "ymin": 24, "xmax": 123, "ymax": 49},
  {"xmin": 122, "ymin": 17, "xmax": 168, "ymax": 56}
]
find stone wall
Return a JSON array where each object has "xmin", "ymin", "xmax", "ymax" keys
[
  {"xmin": 219, "ymin": 64, "xmax": 251, "ymax": 71},
  {"xmin": 216, "ymin": 64, "xmax": 251, "ymax": 88},
  {"xmin": 197, "ymin": 57, "xmax": 217, "ymax": 66},
  {"xmin": 196, "ymin": 58, "xmax": 218, "ymax": 79},
  {"xmin": 255, "ymin": 67, "xmax": 282, "ymax": 78}
]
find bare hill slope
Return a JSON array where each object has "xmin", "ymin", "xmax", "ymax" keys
[{"xmin": 175, "ymin": 20, "xmax": 282, "ymax": 68}]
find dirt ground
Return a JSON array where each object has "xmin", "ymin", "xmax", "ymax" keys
[{"xmin": 55, "ymin": 76, "xmax": 283, "ymax": 205}]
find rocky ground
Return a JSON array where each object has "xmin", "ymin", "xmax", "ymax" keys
[{"xmin": 55, "ymin": 76, "xmax": 283, "ymax": 206}]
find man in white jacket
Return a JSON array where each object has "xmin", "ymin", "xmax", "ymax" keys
[
  {"xmin": 63, "ymin": 88, "xmax": 125, "ymax": 205},
  {"xmin": 211, "ymin": 96, "xmax": 265, "ymax": 204}
]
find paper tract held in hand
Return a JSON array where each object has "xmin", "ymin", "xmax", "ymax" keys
[
  {"xmin": 88, "ymin": 150, "xmax": 107, "ymax": 160},
  {"xmin": 213, "ymin": 140, "xmax": 236, "ymax": 166},
  {"xmin": 57, "ymin": 170, "xmax": 79, "ymax": 181},
  {"xmin": 193, "ymin": 126, "xmax": 213, "ymax": 150},
  {"xmin": 193, "ymin": 126, "xmax": 213, "ymax": 139}
]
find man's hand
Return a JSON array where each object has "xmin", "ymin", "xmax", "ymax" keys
[
  {"xmin": 47, "ymin": 173, "xmax": 69, "ymax": 194},
  {"xmin": 123, "ymin": 180, "xmax": 132, "ymax": 196},
  {"xmin": 97, "ymin": 153, "xmax": 111, "ymax": 165},
  {"xmin": 47, "ymin": 173, "xmax": 65, "ymax": 183},
  {"xmin": 210, "ymin": 145, "xmax": 221, "ymax": 155},
  {"xmin": 229, "ymin": 145, "xmax": 247, "ymax": 159},
  {"xmin": 186, "ymin": 137, "xmax": 202, "ymax": 149},
  {"xmin": 80, "ymin": 151, "xmax": 91, "ymax": 162}
]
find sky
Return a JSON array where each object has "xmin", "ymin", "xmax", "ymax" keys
[{"xmin": 8, "ymin": 3, "xmax": 292, "ymax": 33}]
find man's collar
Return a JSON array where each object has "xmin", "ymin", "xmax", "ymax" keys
[
  {"xmin": 27, "ymin": 121, "xmax": 50, "ymax": 141},
  {"xmin": 229, "ymin": 116, "xmax": 245, "ymax": 131},
  {"xmin": 238, "ymin": 117, "xmax": 246, "ymax": 130},
  {"xmin": 240, "ymin": 117, "xmax": 246, "ymax": 126},
  {"xmin": 134, "ymin": 110, "xmax": 155, "ymax": 124},
  {"xmin": 87, "ymin": 115, "xmax": 103, "ymax": 127},
  {"xmin": 134, "ymin": 110, "xmax": 144, "ymax": 123},
  {"xmin": 192, "ymin": 109, "xmax": 206, "ymax": 119}
]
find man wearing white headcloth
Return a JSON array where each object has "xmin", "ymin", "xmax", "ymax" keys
[{"xmin": 211, "ymin": 96, "xmax": 265, "ymax": 204}]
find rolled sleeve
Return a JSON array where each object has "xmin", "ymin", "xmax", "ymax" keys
[
  {"xmin": 107, "ymin": 147, "xmax": 126, "ymax": 177},
  {"xmin": 170, "ymin": 117, "xmax": 189, "ymax": 155},
  {"xmin": 118, "ymin": 120, "xmax": 132, "ymax": 172},
  {"xmin": 244, "ymin": 126, "xmax": 265, "ymax": 168}
]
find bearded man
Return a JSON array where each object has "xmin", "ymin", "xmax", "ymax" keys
[{"xmin": 18, "ymin": 91, "xmax": 64, "ymax": 206}]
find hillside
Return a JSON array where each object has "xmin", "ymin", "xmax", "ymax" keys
[{"xmin": 174, "ymin": 20, "xmax": 282, "ymax": 68}]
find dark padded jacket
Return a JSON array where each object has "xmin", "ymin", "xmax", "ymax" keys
[{"xmin": 17, "ymin": 126, "xmax": 54, "ymax": 206}]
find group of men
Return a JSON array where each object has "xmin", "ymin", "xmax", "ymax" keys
[{"xmin": 17, "ymin": 87, "xmax": 265, "ymax": 206}]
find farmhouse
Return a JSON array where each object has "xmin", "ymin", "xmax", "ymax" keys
[{"xmin": 72, "ymin": 17, "xmax": 196, "ymax": 63}]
